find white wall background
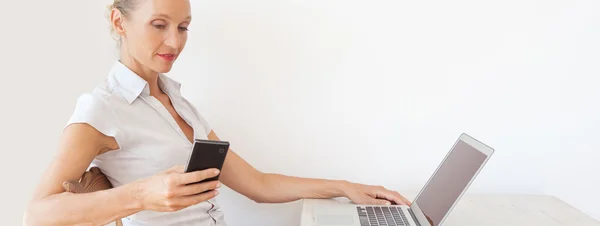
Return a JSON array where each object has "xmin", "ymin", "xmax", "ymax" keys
[{"xmin": 1, "ymin": 0, "xmax": 598, "ymax": 225}]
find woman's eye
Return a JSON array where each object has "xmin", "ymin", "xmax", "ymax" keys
[
  {"xmin": 179, "ymin": 27, "xmax": 189, "ymax": 32},
  {"xmin": 153, "ymin": 24, "xmax": 166, "ymax": 29}
]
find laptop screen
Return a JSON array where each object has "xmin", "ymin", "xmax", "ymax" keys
[{"xmin": 413, "ymin": 140, "xmax": 488, "ymax": 226}]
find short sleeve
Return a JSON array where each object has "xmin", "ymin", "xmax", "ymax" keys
[{"xmin": 65, "ymin": 93, "xmax": 125, "ymax": 150}]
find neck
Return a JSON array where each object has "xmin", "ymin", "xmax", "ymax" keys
[{"xmin": 119, "ymin": 54, "xmax": 163, "ymax": 96}]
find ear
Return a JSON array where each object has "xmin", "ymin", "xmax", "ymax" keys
[{"xmin": 110, "ymin": 8, "xmax": 126, "ymax": 37}]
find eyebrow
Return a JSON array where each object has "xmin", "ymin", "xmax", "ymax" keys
[{"xmin": 153, "ymin": 13, "xmax": 192, "ymax": 21}]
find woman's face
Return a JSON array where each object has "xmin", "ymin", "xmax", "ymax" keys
[{"xmin": 120, "ymin": 0, "xmax": 191, "ymax": 73}]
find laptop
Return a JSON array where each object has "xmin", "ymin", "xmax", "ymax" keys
[{"xmin": 310, "ymin": 133, "xmax": 494, "ymax": 226}]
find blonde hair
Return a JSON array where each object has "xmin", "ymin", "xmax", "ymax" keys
[{"xmin": 106, "ymin": 0, "xmax": 141, "ymax": 42}]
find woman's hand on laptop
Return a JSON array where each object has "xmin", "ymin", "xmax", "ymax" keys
[{"xmin": 342, "ymin": 182, "xmax": 411, "ymax": 206}]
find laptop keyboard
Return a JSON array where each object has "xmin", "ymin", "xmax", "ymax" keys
[{"xmin": 357, "ymin": 206, "xmax": 412, "ymax": 226}]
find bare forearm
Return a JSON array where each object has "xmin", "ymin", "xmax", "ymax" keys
[
  {"xmin": 24, "ymin": 183, "xmax": 142, "ymax": 226},
  {"xmin": 257, "ymin": 173, "xmax": 349, "ymax": 203}
]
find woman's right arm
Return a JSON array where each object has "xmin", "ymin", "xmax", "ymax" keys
[
  {"xmin": 24, "ymin": 123, "xmax": 222, "ymax": 226},
  {"xmin": 23, "ymin": 123, "xmax": 142, "ymax": 226}
]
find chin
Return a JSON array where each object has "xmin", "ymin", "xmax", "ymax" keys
[
  {"xmin": 153, "ymin": 63, "xmax": 174, "ymax": 73},
  {"xmin": 157, "ymin": 67, "xmax": 173, "ymax": 73}
]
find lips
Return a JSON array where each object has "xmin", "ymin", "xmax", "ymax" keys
[{"xmin": 157, "ymin": 53, "xmax": 176, "ymax": 61}]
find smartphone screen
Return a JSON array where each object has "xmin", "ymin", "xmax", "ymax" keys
[{"xmin": 185, "ymin": 139, "xmax": 230, "ymax": 184}]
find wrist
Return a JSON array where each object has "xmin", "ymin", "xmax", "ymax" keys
[
  {"xmin": 123, "ymin": 180, "xmax": 145, "ymax": 212},
  {"xmin": 336, "ymin": 180, "xmax": 352, "ymax": 198}
]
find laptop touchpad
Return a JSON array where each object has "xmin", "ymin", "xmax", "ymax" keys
[{"xmin": 316, "ymin": 214, "xmax": 355, "ymax": 225}]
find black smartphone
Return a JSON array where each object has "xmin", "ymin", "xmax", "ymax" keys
[{"xmin": 185, "ymin": 139, "xmax": 230, "ymax": 184}]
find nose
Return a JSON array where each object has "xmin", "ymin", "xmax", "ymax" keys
[{"xmin": 164, "ymin": 29, "xmax": 182, "ymax": 49}]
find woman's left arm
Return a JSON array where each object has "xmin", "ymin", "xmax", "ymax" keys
[{"xmin": 208, "ymin": 130, "xmax": 411, "ymax": 205}]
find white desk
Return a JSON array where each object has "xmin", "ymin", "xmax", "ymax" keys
[{"xmin": 301, "ymin": 194, "xmax": 600, "ymax": 226}]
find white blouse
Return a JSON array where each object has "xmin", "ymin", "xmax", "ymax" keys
[{"xmin": 66, "ymin": 61, "xmax": 227, "ymax": 226}]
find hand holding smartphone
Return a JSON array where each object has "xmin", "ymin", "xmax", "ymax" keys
[{"xmin": 185, "ymin": 139, "xmax": 230, "ymax": 185}]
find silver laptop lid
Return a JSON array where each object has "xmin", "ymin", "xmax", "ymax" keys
[{"xmin": 410, "ymin": 133, "xmax": 494, "ymax": 226}]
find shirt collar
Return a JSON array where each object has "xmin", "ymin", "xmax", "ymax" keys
[{"xmin": 110, "ymin": 61, "xmax": 182, "ymax": 104}]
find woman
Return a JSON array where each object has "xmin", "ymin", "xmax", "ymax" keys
[{"xmin": 24, "ymin": 0, "xmax": 410, "ymax": 225}]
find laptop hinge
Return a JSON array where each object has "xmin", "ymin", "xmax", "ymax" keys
[{"xmin": 408, "ymin": 208, "xmax": 422, "ymax": 226}]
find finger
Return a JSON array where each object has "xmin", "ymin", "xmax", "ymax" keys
[
  {"xmin": 178, "ymin": 181, "xmax": 221, "ymax": 196},
  {"xmin": 173, "ymin": 189, "xmax": 220, "ymax": 207},
  {"xmin": 363, "ymin": 197, "xmax": 392, "ymax": 205},
  {"xmin": 375, "ymin": 190, "xmax": 409, "ymax": 206},
  {"xmin": 164, "ymin": 165, "xmax": 185, "ymax": 174},
  {"xmin": 390, "ymin": 191, "xmax": 409, "ymax": 205},
  {"xmin": 178, "ymin": 168, "xmax": 220, "ymax": 185},
  {"xmin": 395, "ymin": 192, "xmax": 412, "ymax": 205}
]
